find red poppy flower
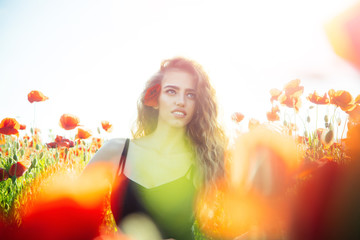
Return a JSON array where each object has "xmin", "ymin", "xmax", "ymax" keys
[
  {"xmin": 59, "ymin": 114, "xmax": 80, "ymax": 130},
  {"xmin": 0, "ymin": 118, "xmax": 20, "ymax": 137},
  {"xmin": 277, "ymin": 79, "xmax": 304, "ymax": 112},
  {"xmin": 354, "ymin": 94, "xmax": 360, "ymax": 104},
  {"xmin": 101, "ymin": 120, "xmax": 113, "ymax": 132},
  {"xmin": 20, "ymin": 124, "xmax": 26, "ymax": 130},
  {"xmin": 231, "ymin": 112, "xmax": 245, "ymax": 123},
  {"xmin": 307, "ymin": 91, "xmax": 330, "ymax": 105},
  {"xmin": 46, "ymin": 142, "xmax": 58, "ymax": 148},
  {"xmin": 270, "ymin": 88, "xmax": 282, "ymax": 103},
  {"xmin": 34, "ymin": 128, "xmax": 41, "ymax": 135},
  {"xmin": 144, "ymin": 84, "xmax": 161, "ymax": 107},
  {"xmin": 278, "ymin": 94, "xmax": 302, "ymax": 112},
  {"xmin": 9, "ymin": 159, "xmax": 31, "ymax": 178},
  {"xmin": 57, "ymin": 136, "xmax": 74, "ymax": 147},
  {"xmin": 0, "ymin": 168, "xmax": 9, "ymax": 182},
  {"xmin": 75, "ymin": 128, "xmax": 92, "ymax": 140},
  {"xmin": 284, "ymin": 79, "xmax": 304, "ymax": 97},
  {"xmin": 47, "ymin": 135, "xmax": 74, "ymax": 148},
  {"xmin": 27, "ymin": 90, "xmax": 49, "ymax": 103},
  {"xmin": 328, "ymin": 89, "xmax": 356, "ymax": 111},
  {"xmin": 266, "ymin": 105, "xmax": 280, "ymax": 121}
]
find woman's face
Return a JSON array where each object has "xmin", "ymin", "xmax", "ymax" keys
[{"xmin": 157, "ymin": 69, "xmax": 197, "ymax": 129}]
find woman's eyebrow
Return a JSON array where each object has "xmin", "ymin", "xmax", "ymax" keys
[
  {"xmin": 163, "ymin": 85, "xmax": 180, "ymax": 90},
  {"xmin": 163, "ymin": 85, "xmax": 196, "ymax": 92}
]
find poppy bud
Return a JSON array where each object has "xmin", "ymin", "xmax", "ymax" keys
[
  {"xmin": 321, "ymin": 129, "xmax": 334, "ymax": 148},
  {"xmin": 337, "ymin": 117, "xmax": 341, "ymax": 126},
  {"xmin": 324, "ymin": 115, "xmax": 329, "ymax": 123},
  {"xmin": 306, "ymin": 116, "xmax": 311, "ymax": 123},
  {"xmin": 283, "ymin": 120, "xmax": 288, "ymax": 126}
]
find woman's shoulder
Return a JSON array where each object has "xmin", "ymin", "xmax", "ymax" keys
[
  {"xmin": 102, "ymin": 138, "xmax": 128, "ymax": 152},
  {"xmin": 87, "ymin": 138, "xmax": 128, "ymax": 165}
]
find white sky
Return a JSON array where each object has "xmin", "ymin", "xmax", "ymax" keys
[{"xmin": 1, "ymin": 0, "xmax": 360, "ymax": 141}]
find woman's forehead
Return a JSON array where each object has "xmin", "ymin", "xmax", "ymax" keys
[{"xmin": 162, "ymin": 69, "xmax": 197, "ymax": 89}]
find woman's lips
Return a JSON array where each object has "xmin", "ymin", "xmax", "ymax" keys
[{"xmin": 172, "ymin": 109, "xmax": 187, "ymax": 118}]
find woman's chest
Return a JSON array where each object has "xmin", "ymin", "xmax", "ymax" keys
[{"xmin": 123, "ymin": 145, "xmax": 194, "ymax": 188}]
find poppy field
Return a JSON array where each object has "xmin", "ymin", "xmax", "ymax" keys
[{"xmin": 1, "ymin": 81, "xmax": 360, "ymax": 239}]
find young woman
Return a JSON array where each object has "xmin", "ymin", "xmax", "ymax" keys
[{"xmin": 86, "ymin": 57, "xmax": 227, "ymax": 239}]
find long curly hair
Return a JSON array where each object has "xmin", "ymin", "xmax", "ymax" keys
[{"xmin": 132, "ymin": 57, "xmax": 227, "ymax": 188}]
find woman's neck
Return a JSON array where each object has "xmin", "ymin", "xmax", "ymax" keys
[{"xmin": 146, "ymin": 124, "xmax": 190, "ymax": 155}]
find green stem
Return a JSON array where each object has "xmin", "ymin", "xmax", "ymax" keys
[
  {"xmin": 332, "ymin": 105, "xmax": 337, "ymax": 124},
  {"xmin": 341, "ymin": 117, "xmax": 348, "ymax": 144},
  {"xmin": 316, "ymin": 105, "xmax": 318, "ymax": 130},
  {"xmin": 33, "ymin": 103, "xmax": 36, "ymax": 134}
]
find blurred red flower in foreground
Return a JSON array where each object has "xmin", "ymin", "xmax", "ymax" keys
[
  {"xmin": 27, "ymin": 90, "xmax": 49, "ymax": 103},
  {"xmin": 345, "ymin": 122, "xmax": 360, "ymax": 159},
  {"xmin": 248, "ymin": 118, "xmax": 260, "ymax": 130},
  {"xmin": 325, "ymin": 1, "xmax": 360, "ymax": 71},
  {"xmin": 289, "ymin": 161, "xmax": 342, "ymax": 240},
  {"xmin": 0, "ymin": 118, "xmax": 20, "ymax": 137},
  {"xmin": 101, "ymin": 120, "xmax": 113, "ymax": 132},
  {"xmin": 307, "ymin": 91, "xmax": 330, "ymax": 105},
  {"xmin": 347, "ymin": 104, "xmax": 360, "ymax": 123},
  {"xmin": 59, "ymin": 114, "xmax": 80, "ymax": 130},
  {"xmin": 19, "ymin": 124, "xmax": 26, "ymax": 130},
  {"xmin": 196, "ymin": 127, "xmax": 301, "ymax": 239},
  {"xmin": 76, "ymin": 128, "xmax": 92, "ymax": 140},
  {"xmin": 1, "ymin": 164, "xmax": 117, "ymax": 240},
  {"xmin": 231, "ymin": 112, "xmax": 245, "ymax": 123}
]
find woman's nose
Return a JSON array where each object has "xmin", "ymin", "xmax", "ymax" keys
[{"xmin": 175, "ymin": 94, "xmax": 185, "ymax": 107}]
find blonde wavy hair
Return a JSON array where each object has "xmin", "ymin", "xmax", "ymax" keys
[{"xmin": 132, "ymin": 57, "xmax": 227, "ymax": 188}]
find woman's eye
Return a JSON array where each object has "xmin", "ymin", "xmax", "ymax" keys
[
  {"xmin": 166, "ymin": 89, "xmax": 176, "ymax": 95},
  {"xmin": 187, "ymin": 93, "xmax": 196, "ymax": 99}
]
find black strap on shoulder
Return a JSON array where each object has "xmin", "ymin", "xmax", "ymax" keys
[{"xmin": 116, "ymin": 138, "xmax": 130, "ymax": 176}]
